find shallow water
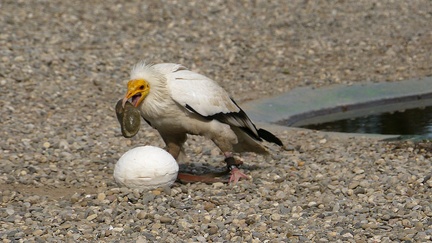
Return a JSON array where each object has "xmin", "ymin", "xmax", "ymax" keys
[{"xmin": 301, "ymin": 106, "xmax": 432, "ymax": 136}]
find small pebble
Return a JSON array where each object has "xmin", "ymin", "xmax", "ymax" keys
[
  {"xmin": 271, "ymin": 214, "xmax": 281, "ymax": 221},
  {"xmin": 43, "ymin": 142, "xmax": 51, "ymax": 149},
  {"xmin": 137, "ymin": 211, "xmax": 147, "ymax": 220},
  {"xmin": 208, "ymin": 225, "xmax": 218, "ymax": 235},
  {"xmin": 204, "ymin": 202, "xmax": 216, "ymax": 211},
  {"xmin": 97, "ymin": 193, "xmax": 106, "ymax": 201},
  {"xmin": 159, "ymin": 216, "xmax": 173, "ymax": 224},
  {"xmin": 86, "ymin": 214, "xmax": 98, "ymax": 221},
  {"xmin": 33, "ymin": 230, "xmax": 43, "ymax": 236}
]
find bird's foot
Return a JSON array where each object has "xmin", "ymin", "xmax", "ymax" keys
[
  {"xmin": 229, "ymin": 167, "xmax": 249, "ymax": 183},
  {"xmin": 225, "ymin": 156, "xmax": 249, "ymax": 183}
]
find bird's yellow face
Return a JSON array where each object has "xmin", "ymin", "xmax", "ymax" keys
[{"xmin": 122, "ymin": 79, "xmax": 150, "ymax": 108}]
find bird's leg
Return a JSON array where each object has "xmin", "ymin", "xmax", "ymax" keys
[
  {"xmin": 160, "ymin": 132, "xmax": 186, "ymax": 160},
  {"xmin": 165, "ymin": 142, "xmax": 182, "ymax": 160},
  {"xmin": 161, "ymin": 133, "xmax": 227, "ymax": 183},
  {"xmin": 224, "ymin": 152, "xmax": 249, "ymax": 183},
  {"xmin": 209, "ymin": 133, "xmax": 249, "ymax": 183}
]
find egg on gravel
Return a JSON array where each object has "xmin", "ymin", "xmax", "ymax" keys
[{"xmin": 114, "ymin": 146, "xmax": 179, "ymax": 190}]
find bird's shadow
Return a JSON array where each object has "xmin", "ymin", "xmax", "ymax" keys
[{"xmin": 178, "ymin": 162, "xmax": 263, "ymax": 174}]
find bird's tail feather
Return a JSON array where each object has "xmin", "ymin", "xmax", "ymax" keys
[{"xmin": 258, "ymin": 128, "xmax": 284, "ymax": 146}]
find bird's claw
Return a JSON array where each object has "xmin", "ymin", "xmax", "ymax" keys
[{"xmin": 229, "ymin": 167, "xmax": 249, "ymax": 183}]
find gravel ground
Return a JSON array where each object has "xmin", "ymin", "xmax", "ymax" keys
[{"xmin": 1, "ymin": 0, "xmax": 432, "ymax": 242}]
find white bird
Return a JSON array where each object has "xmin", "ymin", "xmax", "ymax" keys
[{"xmin": 121, "ymin": 62, "xmax": 283, "ymax": 183}]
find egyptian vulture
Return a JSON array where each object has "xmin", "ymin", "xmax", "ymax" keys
[{"xmin": 121, "ymin": 62, "xmax": 283, "ymax": 183}]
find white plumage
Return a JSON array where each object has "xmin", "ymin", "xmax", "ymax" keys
[{"xmin": 122, "ymin": 62, "xmax": 283, "ymax": 183}]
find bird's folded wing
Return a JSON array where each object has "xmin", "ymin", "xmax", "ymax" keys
[
  {"xmin": 166, "ymin": 68, "xmax": 240, "ymax": 116},
  {"xmin": 165, "ymin": 66, "xmax": 260, "ymax": 138}
]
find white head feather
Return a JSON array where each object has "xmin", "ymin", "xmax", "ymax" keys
[
  {"xmin": 129, "ymin": 62, "xmax": 173, "ymax": 116},
  {"xmin": 131, "ymin": 62, "xmax": 165, "ymax": 86}
]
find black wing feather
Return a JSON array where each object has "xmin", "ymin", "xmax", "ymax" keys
[
  {"xmin": 184, "ymin": 100, "xmax": 283, "ymax": 147},
  {"xmin": 258, "ymin": 128, "xmax": 284, "ymax": 146}
]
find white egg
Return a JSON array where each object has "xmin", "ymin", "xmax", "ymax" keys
[{"xmin": 114, "ymin": 146, "xmax": 179, "ymax": 190}]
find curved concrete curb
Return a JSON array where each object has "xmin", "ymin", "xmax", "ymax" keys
[{"xmin": 242, "ymin": 77, "xmax": 432, "ymax": 128}]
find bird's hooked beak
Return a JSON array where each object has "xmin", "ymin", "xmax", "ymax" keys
[{"xmin": 122, "ymin": 79, "xmax": 150, "ymax": 108}]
